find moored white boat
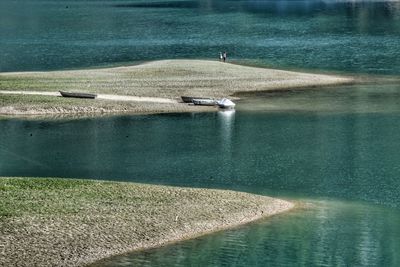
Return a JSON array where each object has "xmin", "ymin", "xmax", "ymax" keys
[{"xmin": 216, "ymin": 98, "xmax": 235, "ymax": 109}]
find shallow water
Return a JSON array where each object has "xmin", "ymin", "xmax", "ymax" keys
[
  {"xmin": 1, "ymin": 83, "xmax": 400, "ymax": 266},
  {"xmin": 1, "ymin": 0, "xmax": 400, "ymax": 74},
  {"xmin": 97, "ymin": 200, "xmax": 400, "ymax": 267}
]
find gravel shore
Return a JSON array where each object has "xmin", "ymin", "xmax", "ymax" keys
[
  {"xmin": 0, "ymin": 177, "xmax": 294, "ymax": 267},
  {"xmin": 0, "ymin": 60, "xmax": 353, "ymax": 116}
]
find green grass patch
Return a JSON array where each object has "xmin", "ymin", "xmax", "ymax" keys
[
  {"xmin": 0, "ymin": 177, "xmax": 95, "ymax": 218},
  {"xmin": 1, "ymin": 177, "xmax": 92, "ymax": 190},
  {"xmin": 0, "ymin": 177, "xmax": 199, "ymax": 218},
  {"xmin": 0, "ymin": 94, "xmax": 152, "ymax": 112},
  {"xmin": 0, "ymin": 94, "xmax": 93, "ymax": 106}
]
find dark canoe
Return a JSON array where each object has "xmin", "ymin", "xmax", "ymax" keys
[
  {"xmin": 181, "ymin": 96, "xmax": 211, "ymax": 103},
  {"xmin": 59, "ymin": 91, "xmax": 97, "ymax": 99}
]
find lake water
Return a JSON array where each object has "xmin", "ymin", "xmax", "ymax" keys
[
  {"xmin": 1, "ymin": 0, "xmax": 400, "ymax": 74},
  {"xmin": 1, "ymin": 83, "xmax": 400, "ymax": 266},
  {"xmin": 1, "ymin": 0, "xmax": 400, "ymax": 265}
]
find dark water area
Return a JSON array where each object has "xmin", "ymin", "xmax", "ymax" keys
[
  {"xmin": 3, "ymin": 104, "xmax": 400, "ymax": 207},
  {"xmin": 1, "ymin": 84, "xmax": 400, "ymax": 208},
  {"xmin": 1, "ymin": 0, "xmax": 400, "ymax": 74},
  {"xmin": 1, "ymin": 83, "xmax": 400, "ymax": 266}
]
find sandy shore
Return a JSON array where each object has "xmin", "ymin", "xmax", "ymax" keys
[
  {"xmin": 0, "ymin": 60, "xmax": 354, "ymax": 115},
  {"xmin": 0, "ymin": 177, "xmax": 294, "ymax": 267}
]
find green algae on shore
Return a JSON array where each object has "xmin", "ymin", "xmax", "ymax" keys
[{"xmin": 0, "ymin": 177, "xmax": 293, "ymax": 267}]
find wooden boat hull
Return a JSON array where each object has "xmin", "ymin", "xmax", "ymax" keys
[
  {"xmin": 60, "ymin": 91, "xmax": 97, "ymax": 99},
  {"xmin": 181, "ymin": 96, "xmax": 210, "ymax": 103}
]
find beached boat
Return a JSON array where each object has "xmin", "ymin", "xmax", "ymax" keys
[
  {"xmin": 59, "ymin": 91, "xmax": 97, "ymax": 99},
  {"xmin": 181, "ymin": 96, "xmax": 211, "ymax": 103},
  {"xmin": 192, "ymin": 98, "xmax": 216, "ymax": 106},
  {"xmin": 217, "ymin": 98, "xmax": 235, "ymax": 109}
]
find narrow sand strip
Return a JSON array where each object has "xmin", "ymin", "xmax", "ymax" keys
[
  {"xmin": 0, "ymin": 90, "xmax": 177, "ymax": 104},
  {"xmin": 0, "ymin": 90, "xmax": 59, "ymax": 96},
  {"xmin": 97, "ymin": 93, "xmax": 177, "ymax": 103}
]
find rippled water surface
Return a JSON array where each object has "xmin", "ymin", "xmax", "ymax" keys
[
  {"xmin": 97, "ymin": 201, "xmax": 400, "ymax": 267},
  {"xmin": 1, "ymin": 83, "xmax": 400, "ymax": 266},
  {"xmin": 1, "ymin": 0, "xmax": 400, "ymax": 73}
]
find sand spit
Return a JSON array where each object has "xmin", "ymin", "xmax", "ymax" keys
[
  {"xmin": 0, "ymin": 177, "xmax": 294, "ymax": 267},
  {"xmin": 0, "ymin": 60, "xmax": 353, "ymax": 115},
  {"xmin": 0, "ymin": 90, "xmax": 177, "ymax": 103}
]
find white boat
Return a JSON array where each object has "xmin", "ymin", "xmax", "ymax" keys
[
  {"xmin": 217, "ymin": 98, "xmax": 235, "ymax": 109},
  {"xmin": 192, "ymin": 98, "xmax": 216, "ymax": 106}
]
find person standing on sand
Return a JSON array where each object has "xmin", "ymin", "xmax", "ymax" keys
[
  {"xmin": 219, "ymin": 52, "xmax": 223, "ymax": 61},
  {"xmin": 223, "ymin": 51, "xmax": 227, "ymax": 62}
]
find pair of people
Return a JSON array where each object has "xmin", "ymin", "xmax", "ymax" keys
[{"xmin": 219, "ymin": 51, "xmax": 227, "ymax": 62}]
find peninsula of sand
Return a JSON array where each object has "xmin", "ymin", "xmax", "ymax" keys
[
  {"xmin": 0, "ymin": 177, "xmax": 294, "ymax": 267},
  {"xmin": 0, "ymin": 60, "xmax": 353, "ymax": 116}
]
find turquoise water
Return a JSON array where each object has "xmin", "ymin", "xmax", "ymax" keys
[
  {"xmin": 97, "ymin": 201, "xmax": 400, "ymax": 266},
  {"xmin": 1, "ymin": 83, "xmax": 400, "ymax": 266},
  {"xmin": 1, "ymin": 0, "xmax": 400, "ymax": 74},
  {"xmin": 2, "ymin": 0, "xmax": 400, "ymax": 264}
]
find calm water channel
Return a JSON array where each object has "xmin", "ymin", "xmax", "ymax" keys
[
  {"xmin": 1, "ymin": 0, "xmax": 400, "ymax": 74},
  {"xmin": 1, "ymin": 83, "xmax": 400, "ymax": 266}
]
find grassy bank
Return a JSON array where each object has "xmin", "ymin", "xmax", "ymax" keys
[
  {"xmin": 0, "ymin": 177, "xmax": 293, "ymax": 266},
  {"xmin": 0, "ymin": 60, "xmax": 353, "ymax": 115}
]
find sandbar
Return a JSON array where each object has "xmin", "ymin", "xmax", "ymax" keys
[
  {"xmin": 0, "ymin": 177, "xmax": 294, "ymax": 267},
  {"xmin": 0, "ymin": 60, "xmax": 353, "ymax": 115}
]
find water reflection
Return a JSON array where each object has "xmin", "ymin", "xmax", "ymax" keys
[
  {"xmin": 113, "ymin": 1, "xmax": 199, "ymax": 9},
  {"xmin": 237, "ymin": 83, "xmax": 400, "ymax": 114},
  {"xmin": 217, "ymin": 110, "xmax": 235, "ymax": 176},
  {"xmin": 245, "ymin": 0, "xmax": 400, "ymax": 20},
  {"xmin": 218, "ymin": 109, "xmax": 235, "ymax": 148}
]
